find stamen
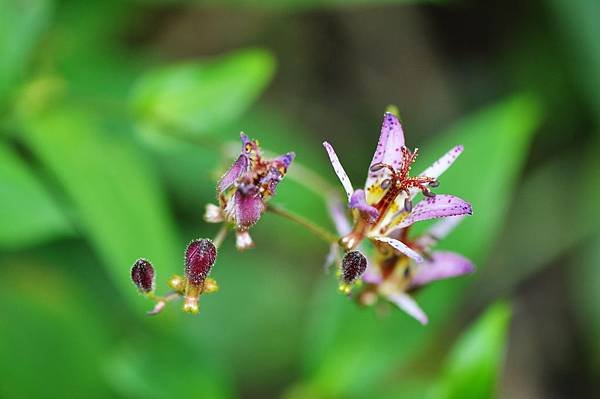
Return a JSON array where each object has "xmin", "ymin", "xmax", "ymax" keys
[
  {"xmin": 381, "ymin": 179, "xmax": 392, "ymax": 189},
  {"xmin": 428, "ymin": 179, "xmax": 439, "ymax": 188}
]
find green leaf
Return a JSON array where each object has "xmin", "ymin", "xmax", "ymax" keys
[
  {"xmin": 17, "ymin": 98, "xmax": 181, "ymax": 309},
  {"xmin": 431, "ymin": 302, "xmax": 512, "ymax": 399},
  {"xmin": 131, "ymin": 48, "xmax": 275, "ymax": 137},
  {"xmin": 295, "ymin": 94, "xmax": 542, "ymax": 398},
  {"xmin": 0, "ymin": 259, "xmax": 113, "ymax": 398},
  {"xmin": 0, "ymin": 0, "xmax": 53, "ymax": 104},
  {"xmin": 106, "ymin": 337, "xmax": 234, "ymax": 399},
  {"xmin": 0, "ymin": 141, "xmax": 72, "ymax": 249}
]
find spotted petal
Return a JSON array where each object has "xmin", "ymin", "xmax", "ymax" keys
[
  {"xmin": 349, "ymin": 189, "xmax": 379, "ymax": 223},
  {"xmin": 410, "ymin": 251, "xmax": 474, "ymax": 288},
  {"xmin": 374, "ymin": 236, "xmax": 424, "ymax": 263},
  {"xmin": 217, "ymin": 154, "xmax": 248, "ymax": 194},
  {"xmin": 273, "ymin": 152, "xmax": 295, "ymax": 169},
  {"xmin": 365, "ymin": 113, "xmax": 405, "ymax": 203},
  {"xmin": 328, "ymin": 196, "xmax": 352, "ymax": 236},
  {"xmin": 323, "ymin": 141, "xmax": 354, "ymax": 201},
  {"xmin": 386, "ymin": 291, "xmax": 428, "ymax": 325},
  {"xmin": 389, "ymin": 195, "xmax": 472, "ymax": 232},
  {"xmin": 419, "ymin": 144, "xmax": 463, "ymax": 181}
]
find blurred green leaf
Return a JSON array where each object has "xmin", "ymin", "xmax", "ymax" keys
[
  {"xmin": 0, "ymin": 0, "xmax": 53, "ymax": 104},
  {"xmin": 106, "ymin": 337, "xmax": 233, "ymax": 399},
  {"xmin": 547, "ymin": 0, "xmax": 600, "ymax": 119},
  {"xmin": 470, "ymin": 144, "xmax": 600, "ymax": 305},
  {"xmin": 131, "ymin": 48, "xmax": 275, "ymax": 137},
  {"xmin": 0, "ymin": 261, "xmax": 112, "ymax": 398},
  {"xmin": 431, "ymin": 302, "xmax": 512, "ymax": 399},
  {"xmin": 296, "ymin": 94, "xmax": 542, "ymax": 398},
  {"xmin": 0, "ymin": 141, "xmax": 72, "ymax": 249},
  {"xmin": 17, "ymin": 95, "xmax": 181, "ymax": 309}
]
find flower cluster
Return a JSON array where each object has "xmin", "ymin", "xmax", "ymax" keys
[
  {"xmin": 324, "ymin": 112, "xmax": 474, "ymax": 324},
  {"xmin": 205, "ymin": 133, "xmax": 295, "ymax": 250},
  {"xmin": 130, "ymin": 111, "xmax": 474, "ymax": 323}
]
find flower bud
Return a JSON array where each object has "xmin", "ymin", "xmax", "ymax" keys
[
  {"xmin": 131, "ymin": 258, "xmax": 155, "ymax": 293},
  {"xmin": 184, "ymin": 239, "xmax": 217, "ymax": 285},
  {"xmin": 341, "ymin": 250, "xmax": 367, "ymax": 285}
]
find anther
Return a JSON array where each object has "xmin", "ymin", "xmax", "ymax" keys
[
  {"xmin": 428, "ymin": 179, "xmax": 439, "ymax": 188},
  {"xmin": 381, "ymin": 179, "xmax": 392, "ymax": 189},
  {"xmin": 404, "ymin": 197, "xmax": 413, "ymax": 212},
  {"xmin": 369, "ymin": 163, "xmax": 386, "ymax": 172},
  {"xmin": 423, "ymin": 189, "xmax": 436, "ymax": 198}
]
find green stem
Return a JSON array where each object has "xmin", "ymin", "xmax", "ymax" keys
[
  {"xmin": 267, "ymin": 204, "xmax": 339, "ymax": 245},
  {"xmin": 213, "ymin": 224, "xmax": 228, "ymax": 248}
]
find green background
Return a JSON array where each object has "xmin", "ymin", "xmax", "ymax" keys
[{"xmin": 1, "ymin": 0, "xmax": 598, "ymax": 397}]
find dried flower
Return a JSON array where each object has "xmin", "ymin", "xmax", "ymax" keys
[
  {"xmin": 324, "ymin": 112, "xmax": 474, "ymax": 323},
  {"xmin": 131, "ymin": 258, "xmax": 155, "ymax": 293},
  {"xmin": 205, "ymin": 133, "xmax": 295, "ymax": 250}
]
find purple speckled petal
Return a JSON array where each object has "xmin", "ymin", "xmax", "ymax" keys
[
  {"xmin": 234, "ymin": 189, "xmax": 264, "ymax": 229},
  {"xmin": 365, "ymin": 113, "xmax": 405, "ymax": 190},
  {"xmin": 374, "ymin": 236, "xmax": 424, "ymax": 263},
  {"xmin": 410, "ymin": 251, "xmax": 475, "ymax": 288},
  {"xmin": 240, "ymin": 132, "xmax": 252, "ymax": 147},
  {"xmin": 274, "ymin": 152, "xmax": 295, "ymax": 168},
  {"xmin": 217, "ymin": 154, "xmax": 248, "ymax": 194},
  {"xmin": 328, "ymin": 196, "xmax": 352, "ymax": 236},
  {"xmin": 323, "ymin": 141, "xmax": 354, "ymax": 200},
  {"xmin": 418, "ymin": 144, "xmax": 463, "ymax": 180},
  {"xmin": 392, "ymin": 195, "xmax": 472, "ymax": 230},
  {"xmin": 349, "ymin": 189, "xmax": 379, "ymax": 223},
  {"xmin": 416, "ymin": 215, "xmax": 466, "ymax": 248},
  {"xmin": 386, "ymin": 291, "xmax": 428, "ymax": 325}
]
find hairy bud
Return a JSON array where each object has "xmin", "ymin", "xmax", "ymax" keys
[
  {"xmin": 131, "ymin": 258, "xmax": 155, "ymax": 293},
  {"xmin": 341, "ymin": 251, "xmax": 367, "ymax": 285},
  {"xmin": 184, "ymin": 239, "xmax": 217, "ymax": 285}
]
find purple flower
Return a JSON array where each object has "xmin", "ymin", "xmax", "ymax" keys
[
  {"xmin": 324, "ymin": 112, "xmax": 474, "ymax": 324},
  {"xmin": 205, "ymin": 133, "xmax": 295, "ymax": 250}
]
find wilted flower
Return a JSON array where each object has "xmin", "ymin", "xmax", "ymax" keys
[
  {"xmin": 324, "ymin": 112, "xmax": 474, "ymax": 323},
  {"xmin": 205, "ymin": 133, "xmax": 295, "ymax": 250}
]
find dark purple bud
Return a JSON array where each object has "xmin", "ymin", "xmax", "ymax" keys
[
  {"xmin": 404, "ymin": 197, "xmax": 413, "ymax": 212},
  {"xmin": 428, "ymin": 179, "xmax": 440, "ymax": 188},
  {"xmin": 185, "ymin": 239, "xmax": 217, "ymax": 285},
  {"xmin": 341, "ymin": 251, "xmax": 367, "ymax": 285},
  {"xmin": 380, "ymin": 179, "xmax": 392, "ymax": 189},
  {"xmin": 131, "ymin": 258, "xmax": 155, "ymax": 293}
]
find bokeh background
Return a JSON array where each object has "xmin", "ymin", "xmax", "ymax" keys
[{"xmin": 1, "ymin": 0, "xmax": 599, "ymax": 398}]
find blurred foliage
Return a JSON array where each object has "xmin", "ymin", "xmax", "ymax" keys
[
  {"xmin": 431, "ymin": 302, "xmax": 512, "ymax": 399},
  {"xmin": 0, "ymin": 142, "xmax": 72, "ymax": 248},
  {"xmin": 0, "ymin": 0, "xmax": 598, "ymax": 398}
]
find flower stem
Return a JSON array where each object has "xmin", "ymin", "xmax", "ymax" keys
[
  {"xmin": 267, "ymin": 204, "xmax": 339, "ymax": 244},
  {"xmin": 213, "ymin": 224, "xmax": 228, "ymax": 249}
]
